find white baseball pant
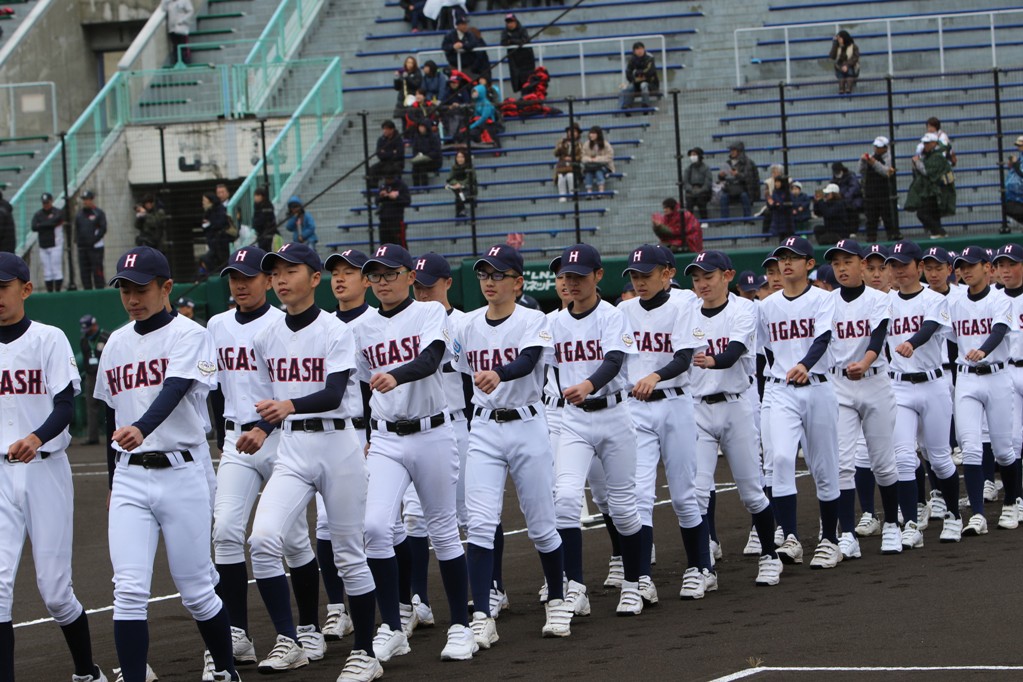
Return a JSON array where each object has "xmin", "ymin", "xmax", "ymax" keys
[
  {"xmin": 891, "ymin": 377, "xmax": 955, "ymax": 480},
  {"xmin": 402, "ymin": 416, "xmax": 468, "ymax": 536},
  {"xmin": 834, "ymin": 373, "xmax": 898, "ymax": 488},
  {"xmin": 695, "ymin": 397, "xmax": 771, "ymax": 515},
  {"xmin": 39, "ymin": 230, "xmax": 63, "ymax": 282},
  {"xmin": 315, "ymin": 429, "xmax": 367, "ymax": 542},
  {"xmin": 767, "ymin": 381, "xmax": 840, "ymax": 501},
  {"xmin": 955, "ymin": 370, "xmax": 1017, "ymax": 466},
  {"xmin": 759, "ymin": 381, "xmax": 776, "ymax": 489},
  {"xmin": 631, "ymin": 395, "xmax": 702, "ymax": 528},
  {"xmin": 1009, "ymin": 365, "xmax": 1023, "ymax": 458}
]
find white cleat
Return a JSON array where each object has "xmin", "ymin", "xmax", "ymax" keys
[
  {"xmin": 773, "ymin": 526, "xmax": 785, "ymax": 548},
  {"xmin": 917, "ymin": 502, "xmax": 931, "ymax": 531},
  {"xmin": 565, "ymin": 580, "xmax": 590, "ymax": 616},
  {"xmin": 650, "ymin": 542, "xmax": 657, "ymax": 565},
  {"xmin": 112, "ymin": 665, "xmax": 157, "ymax": 682},
  {"xmin": 742, "ymin": 526, "xmax": 762, "ymax": 556},
  {"xmin": 207, "ymin": 672, "xmax": 237, "ymax": 682},
  {"xmin": 880, "ymin": 522, "xmax": 903, "ymax": 554},
  {"xmin": 901, "ymin": 520, "xmax": 924, "ymax": 549},
  {"xmin": 412, "ymin": 594, "xmax": 434, "ymax": 628},
  {"xmin": 541, "ymin": 598, "xmax": 573, "ymax": 638},
  {"xmin": 231, "ymin": 626, "xmax": 256, "ymax": 665},
  {"xmin": 616, "ymin": 580, "xmax": 643, "ymax": 616},
  {"xmin": 201, "ymin": 650, "xmax": 216, "ymax": 681},
  {"xmin": 702, "ymin": 569, "xmax": 718, "ymax": 593},
  {"xmin": 678, "ymin": 567, "xmax": 706, "ymax": 600},
  {"xmin": 984, "ymin": 480, "xmax": 999, "ymax": 503},
  {"xmin": 323, "ymin": 604, "xmax": 354, "ymax": 641},
  {"xmin": 776, "ymin": 534, "xmax": 804, "ymax": 565},
  {"xmin": 998, "ymin": 504, "xmax": 1019, "ymax": 530},
  {"xmin": 755, "ymin": 555, "xmax": 782, "ymax": 586},
  {"xmin": 930, "ymin": 490, "xmax": 948, "ymax": 518},
  {"xmin": 1016, "ymin": 497, "xmax": 1023, "ymax": 520},
  {"xmin": 952, "ymin": 447, "xmax": 964, "ymax": 466},
  {"xmin": 469, "ymin": 611, "xmax": 499, "ymax": 649},
  {"xmin": 257, "ymin": 634, "xmax": 309, "ymax": 673},
  {"xmin": 72, "ymin": 667, "xmax": 109, "ymax": 682},
  {"xmin": 489, "ymin": 582, "xmax": 509, "ymax": 619},
  {"xmin": 296, "ymin": 624, "xmax": 325, "ymax": 661},
  {"xmin": 440, "ymin": 624, "xmax": 478, "ymax": 661},
  {"xmin": 854, "ymin": 513, "xmax": 881, "ymax": 537},
  {"xmin": 399, "ymin": 601, "xmax": 418, "ymax": 638},
  {"xmin": 939, "ymin": 512, "xmax": 963, "ymax": 543},
  {"xmin": 637, "ymin": 575, "xmax": 658, "ymax": 605},
  {"xmin": 963, "ymin": 513, "xmax": 989, "ymax": 536},
  {"xmin": 603, "ymin": 556, "xmax": 624, "ymax": 588},
  {"xmin": 372, "ymin": 624, "xmax": 410, "ymax": 663},
  {"xmin": 809, "ymin": 539, "xmax": 843, "ymax": 569},
  {"xmin": 838, "ymin": 532, "xmax": 862, "ymax": 559},
  {"xmin": 337, "ymin": 650, "xmax": 383, "ymax": 681},
  {"xmin": 710, "ymin": 539, "xmax": 723, "ymax": 561}
]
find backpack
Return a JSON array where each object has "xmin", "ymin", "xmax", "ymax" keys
[
  {"xmin": 225, "ymin": 213, "xmax": 239, "ymax": 241},
  {"xmin": 682, "ymin": 209, "xmax": 702, "ymax": 253}
]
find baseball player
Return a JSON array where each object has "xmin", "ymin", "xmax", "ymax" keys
[
  {"xmin": 0, "ymin": 253, "xmax": 105, "ymax": 682},
  {"xmin": 883, "ymin": 240, "xmax": 962, "ymax": 544},
  {"xmin": 686, "ymin": 250, "xmax": 781, "ymax": 586},
  {"xmin": 618, "ymin": 245, "xmax": 709, "ymax": 600},
  {"xmin": 206, "ymin": 246, "xmax": 322, "ymax": 669},
  {"xmin": 452, "ymin": 244, "xmax": 574, "ymax": 645},
  {"xmin": 863, "ymin": 244, "xmax": 891, "ymax": 293},
  {"xmin": 548, "ymin": 244, "xmax": 646, "ymax": 615},
  {"xmin": 948, "ymin": 246, "xmax": 1021, "ymax": 535},
  {"xmin": 355, "ymin": 244, "xmax": 475, "ymax": 662},
  {"xmin": 758, "ymin": 237, "xmax": 843, "ymax": 569},
  {"xmin": 95, "ymin": 247, "xmax": 236, "ymax": 682},
  {"xmin": 246, "ymin": 243, "xmax": 380, "ymax": 679},
  {"xmin": 993, "ymin": 243, "xmax": 1023, "ymax": 520}
]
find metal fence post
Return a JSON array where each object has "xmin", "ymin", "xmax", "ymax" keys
[
  {"xmin": 259, "ymin": 118, "xmax": 270, "ymax": 190},
  {"xmin": 157, "ymin": 126, "xmax": 168, "ymax": 185},
  {"xmin": 359, "ymin": 111, "xmax": 376, "ymax": 250},
  {"xmin": 466, "ymin": 133, "xmax": 478, "ymax": 256},
  {"xmin": 994, "ymin": 68, "xmax": 1009, "ymax": 234},
  {"xmin": 58, "ymin": 132, "xmax": 77, "ymax": 291},
  {"xmin": 670, "ymin": 89, "xmax": 684, "ymax": 210},
  {"xmin": 567, "ymin": 96, "xmax": 581, "ymax": 244},
  {"xmin": 885, "ymin": 75, "xmax": 899, "ymax": 235},
  {"xmin": 778, "ymin": 82, "xmax": 789, "ymax": 175}
]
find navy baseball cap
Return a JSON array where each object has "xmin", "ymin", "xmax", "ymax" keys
[
  {"xmin": 550, "ymin": 243, "xmax": 602, "ymax": 275},
  {"xmin": 863, "ymin": 243, "xmax": 889, "ymax": 261},
  {"xmin": 79, "ymin": 314, "xmax": 97, "ymax": 330},
  {"xmin": 657, "ymin": 244, "xmax": 678, "ymax": 271},
  {"xmin": 221, "ymin": 246, "xmax": 269, "ymax": 277},
  {"xmin": 761, "ymin": 254, "xmax": 779, "ymax": 268},
  {"xmin": 737, "ymin": 270, "xmax": 767, "ymax": 292},
  {"xmin": 885, "ymin": 240, "xmax": 924, "ymax": 264},
  {"xmin": 622, "ymin": 281, "xmax": 635, "ymax": 293},
  {"xmin": 324, "ymin": 248, "xmax": 369, "ymax": 272},
  {"xmin": 474, "ymin": 244, "xmax": 524, "ymax": 275},
  {"xmin": 109, "ymin": 247, "xmax": 171, "ymax": 287},
  {"xmin": 921, "ymin": 245, "xmax": 952, "ymax": 265},
  {"xmin": 0, "ymin": 253, "xmax": 30, "ymax": 283},
  {"xmin": 995, "ymin": 243, "xmax": 1023, "ymax": 263},
  {"xmin": 363, "ymin": 243, "xmax": 414, "ymax": 271},
  {"xmin": 261, "ymin": 242, "xmax": 323, "ymax": 272},
  {"xmin": 814, "ymin": 263, "xmax": 839, "ymax": 288},
  {"xmin": 769, "ymin": 236, "xmax": 815, "ymax": 261},
  {"xmin": 684, "ymin": 250, "xmax": 734, "ymax": 275},
  {"xmin": 622, "ymin": 244, "xmax": 672, "ymax": 276},
  {"xmin": 954, "ymin": 245, "xmax": 990, "ymax": 267},
  {"xmin": 413, "ymin": 252, "xmax": 452, "ymax": 286},
  {"xmin": 824, "ymin": 238, "xmax": 864, "ymax": 261},
  {"xmin": 176, "ymin": 297, "xmax": 195, "ymax": 309}
]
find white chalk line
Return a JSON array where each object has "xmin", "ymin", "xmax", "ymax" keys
[{"xmin": 709, "ymin": 666, "xmax": 1023, "ymax": 681}]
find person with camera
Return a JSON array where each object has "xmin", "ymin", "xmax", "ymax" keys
[
  {"xmin": 134, "ymin": 194, "xmax": 169, "ymax": 251},
  {"xmin": 859, "ymin": 137, "xmax": 901, "ymax": 242}
]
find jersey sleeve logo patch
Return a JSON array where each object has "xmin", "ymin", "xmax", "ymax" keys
[
  {"xmin": 69, "ymin": 356, "xmax": 78, "ymax": 368},
  {"xmin": 453, "ymin": 339, "xmax": 462, "ymax": 354},
  {"xmin": 622, "ymin": 333, "xmax": 634, "ymax": 346},
  {"xmin": 940, "ymin": 311, "xmax": 950, "ymax": 320},
  {"xmin": 539, "ymin": 330, "xmax": 552, "ymax": 341},
  {"xmin": 443, "ymin": 328, "xmax": 451, "ymax": 341},
  {"xmin": 692, "ymin": 327, "xmax": 705, "ymax": 340},
  {"xmin": 197, "ymin": 360, "xmax": 217, "ymax": 376}
]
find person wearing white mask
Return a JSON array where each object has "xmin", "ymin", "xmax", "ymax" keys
[{"xmin": 683, "ymin": 147, "xmax": 712, "ymax": 219}]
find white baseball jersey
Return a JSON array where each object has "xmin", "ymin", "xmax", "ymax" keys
[
  {"xmin": 354, "ymin": 299, "xmax": 450, "ymax": 421},
  {"xmin": 618, "ymin": 293, "xmax": 702, "ymax": 391},
  {"xmin": 549, "ymin": 300, "xmax": 636, "ymax": 397},
  {"xmin": 688, "ymin": 294, "xmax": 758, "ymax": 398},
  {"xmin": 208, "ymin": 305, "xmax": 283, "ymax": 424},
  {"xmin": 947, "ymin": 286, "xmax": 1014, "ymax": 366},
  {"xmin": 452, "ymin": 305, "xmax": 553, "ymax": 409},
  {"xmin": 543, "ymin": 309, "xmax": 562, "ymax": 401},
  {"xmin": 252, "ymin": 309, "xmax": 356, "ymax": 421},
  {"xmin": 0, "ymin": 322, "xmax": 82, "ymax": 454},
  {"xmin": 442, "ymin": 308, "xmax": 468, "ymax": 414},
  {"xmin": 758, "ymin": 285, "xmax": 837, "ymax": 378},
  {"xmin": 95, "ymin": 315, "xmax": 217, "ymax": 452},
  {"xmin": 830, "ymin": 286, "xmax": 892, "ymax": 368},
  {"xmin": 337, "ymin": 307, "xmax": 373, "ymax": 420},
  {"xmin": 886, "ymin": 287, "xmax": 950, "ymax": 373},
  {"xmin": 1003, "ymin": 290, "xmax": 1023, "ymax": 360}
]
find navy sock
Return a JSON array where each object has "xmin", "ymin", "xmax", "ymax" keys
[
  {"xmin": 256, "ymin": 575, "xmax": 297, "ymax": 641},
  {"xmin": 854, "ymin": 466, "xmax": 876, "ymax": 515},
  {"xmin": 394, "ymin": 538, "xmax": 413, "ymax": 606},
  {"xmin": 925, "ymin": 460, "xmax": 940, "ymax": 491},
  {"xmin": 838, "ymin": 488, "xmax": 857, "ymax": 534},
  {"xmin": 367, "ymin": 557, "xmax": 401, "ymax": 631},
  {"xmin": 196, "ymin": 606, "xmax": 236, "ymax": 677},
  {"xmin": 937, "ymin": 472, "xmax": 961, "ymax": 519},
  {"xmin": 915, "ymin": 463, "xmax": 928, "ymax": 504},
  {"xmin": 772, "ymin": 494, "xmax": 798, "ymax": 539},
  {"xmin": 964, "ymin": 464, "xmax": 986, "ymax": 515},
  {"xmin": 706, "ymin": 491, "xmax": 718, "ymax": 542},
  {"xmin": 347, "ymin": 591, "xmax": 377, "ymax": 656},
  {"xmin": 1001, "ymin": 459, "xmax": 1022, "ymax": 504},
  {"xmin": 557, "ymin": 528, "xmax": 583, "ymax": 584},
  {"xmin": 0, "ymin": 622, "xmax": 10, "ymax": 682},
  {"xmin": 601, "ymin": 513, "xmax": 622, "ymax": 556},
  {"xmin": 679, "ymin": 522, "xmax": 703, "ymax": 570},
  {"xmin": 538, "ymin": 548, "xmax": 564, "ymax": 601},
  {"xmin": 818, "ymin": 498, "xmax": 840, "ymax": 544},
  {"xmin": 878, "ymin": 482, "xmax": 899, "ymax": 525},
  {"xmin": 492, "ymin": 523, "xmax": 505, "ymax": 591},
  {"xmin": 289, "ymin": 558, "xmax": 320, "ymax": 630},
  {"xmin": 407, "ymin": 535, "xmax": 430, "ymax": 605},
  {"xmin": 215, "ymin": 561, "xmax": 249, "ymax": 633},
  {"xmin": 638, "ymin": 525, "xmax": 653, "ymax": 577},
  {"xmin": 466, "ymin": 544, "xmax": 494, "ymax": 617},
  {"xmin": 617, "ymin": 529, "xmax": 642, "ymax": 582},
  {"xmin": 316, "ymin": 539, "xmax": 345, "ymax": 605},
  {"xmin": 113, "ymin": 620, "xmax": 148, "ymax": 682},
  {"xmin": 898, "ymin": 480, "xmax": 919, "ymax": 524},
  {"xmin": 983, "ymin": 443, "xmax": 996, "ymax": 483},
  {"xmin": 752, "ymin": 508, "xmax": 777, "ymax": 558},
  {"xmin": 59, "ymin": 611, "xmax": 96, "ymax": 677},
  {"xmin": 438, "ymin": 556, "xmax": 470, "ymax": 627},
  {"xmin": 764, "ymin": 485, "xmax": 773, "ymax": 501}
]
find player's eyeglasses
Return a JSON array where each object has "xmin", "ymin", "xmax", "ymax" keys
[
  {"xmin": 475, "ymin": 271, "xmax": 512, "ymax": 281},
  {"xmin": 366, "ymin": 270, "xmax": 409, "ymax": 283},
  {"xmin": 776, "ymin": 254, "xmax": 809, "ymax": 263}
]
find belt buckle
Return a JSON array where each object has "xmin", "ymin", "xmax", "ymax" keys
[
  {"xmin": 394, "ymin": 419, "xmax": 416, "ymax": 436},
  {"xmin": 580, "ymin": 400, "xmax": 596, "ymax": 412},
  {"xmin": 140, "ymin": 453, "xmax": 160, "ymax": 469},
  {"xmin": 910, "ymin": 374, "xmax": 925, "ymax": 384},
  {"xmin": 302, "ymin": 420, "xmax": 318, "ymax": 433},
  {"xmin": 493, "ymin": 409, "xmax": 513, "ymax": 423}
]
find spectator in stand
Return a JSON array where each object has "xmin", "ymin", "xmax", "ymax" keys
[
  {"xmin": 284, "ymin": 195, "xmax": 317, "ymax": 249},
  {"xmin": 619, "ymin": 41, "xmax": 659, "ymax": 111},
  {"xmin": 441, "ymin": 71, "xmax": 473, "ymax": 141},
  {"xmin": 216, "ymin": 181, "xmax": 242, "ymax": 231},
  {"xmin": 829, "ymin": 30, "xmax": 859, "ymax": 94},
  {"xmin": 198, "ymin": 191, "xmax": 230, "ymax": 277},
  {"xmin": 651, "ymin": 198, "xmax": 699, "ymax": 253},
  {"xmin": 812, "ymin": 183, "xmax": 848, "ymax": 245},
  {"xmin": 445, "ymin": 149, "xmax": 477, "ymax": 218},
  {"xmin": 252, "ymin": 186, "xmax": 278, "ymax": 251},
  {"xmin": 74, "ymin": 190, "xmax": 107, "ymax": 290},
  {"xmin": 424, "ymin": 0, "xmax": 467, "ymax": 31},
  {"xmin": 790, "ymin": 180, "xmax": 812, "ymax": 233},
  {"xmin": 377, "ymin": 174, "xmax": 412, "ymax": 246},
  {"xmin": 905, "ymin": 132, "xmax": 955, "ymax": 239},
  {"xmin": 915, "ymin": 117, "xmax": 957, "ymax": 166},
  {"xmin": 442, "ymin": 15, "xmax": 488, "ymax": 78},
  {"xmin": 500, "ymin": 13, "xmax": 535, "ymax": 92},
  {"xmin": 1004, "ymin": 135, "xmax": 1023, "ymax": 228},
  {"xmin": 134, "ymin": 193, "xmax": 168, "ymax": 250},
  {"xmin": 163, "ymin": 0, "xmax": 193, "ymax": 65},
  {"xmin": 420, "ymin": 60, "xmax": 447, "ymax": 102},
  {"xmin": 683, "ymin": 147, "xmax": 712, "ymax": 219},
  {"xmin": 718, "ymin": 141, "xmax": 759, "ymax": 220},
  {"xmin": 403, "ymin": 90, "xmax": 439, "ymax": 139},
  {"xmin": 859, "ymin": 136, "xmax": 900, "ymax": 241},
  {"xmin": 368, "ymin": 119, "xmax": 405, "ymax": 187},
  {"xmin": 31, "ymin": 192, "xmax": 64, "ymax": 291},
  {"xmin": 410, "ymin": 121, "xmax": 443, "ymax": 187},
  {"xmin": 760, "ymin": 163, "xmax": 786, "ymax": 233},
  {"xmin": 393, "ymin": 56, "xmax": 423, "ymax": 119},
  {"xmin": 408, "ymin": 0, "xmax": 432, "ymax": 32},
  {"xmin": 581, "ymin": 126, "xmax": 615, "ymax": 197},
  {"xmin": 831, "ymin": 162, "xmax": 863, "ymax": 236},
  {"xmin": 0, "ymin": 190, "xmax": 15, "ymax": 253},
  {"xmin": 553, "ymin": 123, "xmax": 582, "ymax": 202},
  {"xmin": 766, "ymin": 175, "xmax": 794, "ymax": 240},
  {"xmin": 464, "ymin": 83, "xmax": 501, "ymax": 147}
]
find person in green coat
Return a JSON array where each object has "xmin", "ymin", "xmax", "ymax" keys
[{"xmin": 904, "ymin": 132, "xmax": 956, "ymax": 239}]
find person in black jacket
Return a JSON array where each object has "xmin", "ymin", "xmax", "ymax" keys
[
  {"xmin": 198, "ymin": 191, "xmax": 230, "ymax": 277},
  {"xmin": 368, "ymin": 120, "xmax": 405, "ymax": 189},
  {"xmin": 31, "ymin": 192, "xmax": 65, "ymax": 291},
  {"xmin": 618, "ymin": 42, "xmax": 660, "ymax": 110},
  {"xmin": 409, "ymin": 122, "xmax": 443, "ymax": 187},
  {"xmin": 812, "ymin": 183, "xmax": 849, "ymax": 245},
  {"xmin": 500, "ymin": 13, "xmax": 535, "ymax": 92},
  {"xmin": 393, "ymin": 56, "xmax": 423, "ymax": 119},
  {"xmin": 74, "ymin": 189, "xmax": 107, "ymax": 289},
  {"xmin": 252, "ymin": 186, "xmax": 278, "ymax": 251},
  {"xmin": 442, "ymin": 15, "xmax": 488, "ymax": 78},
  {"xmin": 0, "ymin": 190, "xmax": 15, "ymax": 254},
  {"xmin": 377, "ymin": 174, "xmax": 412, "ymax": 247}
]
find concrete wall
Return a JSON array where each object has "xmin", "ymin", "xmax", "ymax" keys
[{"xmin": 78, "ymin": 0, "xmax": 157, "ymax": 24}]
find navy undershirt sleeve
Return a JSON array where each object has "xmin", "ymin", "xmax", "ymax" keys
[
  {"xmin": 289, "ymin": 370, "xmax": 350, "ymax": 415},
  {"xmin": 709, "ymin": 342, "xmax": 747, "ymax": 370},
  {"xmin": 390, "ymin": 339, "xmax": 445, "ymax": 384},
  {"xmin": 797, "ymin": 330, "xmax": 832, "ymax": 371},
  {"xmin": 906, "ymin": 320, "xmax": 941, "ymax": 350},
  {"xmin": 31, "ymin": 383, "xmax": 74, "ymax": 446},
  {"xmin": 652, "ymin": 348, "xmax": 694, "ymax": 381},
  {"xmin": 866, "ymin": 320, "xmax": 889, "ymax": 356},
  {"xmin": 132, "ymin": 377, "xmax": 194, "ymax": 438},
  {"xmin": 493, "ymin": 346, "xmax": 543, "ymax": 382},
  {"xmin": 978, "ymin": 322, "xmax": 1010, "ymax": 356},
  {"xmin": 585, "ymin": 350, "xmax": 625, "ymax": 392}
]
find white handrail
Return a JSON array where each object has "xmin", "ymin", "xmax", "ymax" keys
[
  {"xmin": 733, "ymin": 7, "xmax": 1023, "ymax": 86},
  {"xmin": 417, "ymin": 34, "xmax": 668, "ymax": 99},
  {"xmin": 0, "ymin": 0, "xmax": 54, "ymax": 70},
  {"xmin": 117, "ymin": 7, "xmax": 167, "ymax": 71}
]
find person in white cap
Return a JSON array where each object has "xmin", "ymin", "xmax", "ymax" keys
[
  {"xmin": 859, "ymin": 137, "xmax": 900, "ymax": 242},
  {"xmin": 1005, "ymin": 135, "xmax": 1023, "ymax": 229},
  {"xmin": 906, "ymin": 133, "xmax": 955, "ymax": 239},
  {"xmin": 812, "ymin": 184, "xmax": 849, "ymax": 245}
]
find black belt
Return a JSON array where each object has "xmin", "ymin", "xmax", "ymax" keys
[
  {"xmin": 834, "ymin": 367, "xmax": 882, "ymax": 378},
  {"xmin": 769, "ymin": 375, "xmax": 827, "ymax": 387},
  {"xmin": 225, "ymin": 419, "xmax": 259, "ymax": 432},
  {"xmin": 700, "ymin": 392, "xmax": 742, "ymax": 404},
  {"xmin": 374, "ymin": 412, "xmax": 446, "ymax": 436},
  {"xmin": 942, "ymin": 362, "xmax": 955, "ymax": 371},
  {"xmin": 889, "ymin": 368, "xmax": 943, "ymax": 384},
  {"xmin": 645, "ymin": 387, "xmax": 684, "ymax": 402},
  {"xmin": 543, "ymin": 395, "xmax": 565, "ymax": 409},
  {"xmin": 125, "ymin": 450, "xmax": 193, "ymax": 469},
  {"xmin": 959, "ymin": 363, "xmax": 1004, "ymax": 375},
  {"xmin": 285, "ymin": 418, "xmax": 355, "ymax": 432},
  {"xmin": 473, "ymin": 405, "xmax": 538, "ymax": 423},
  {"xmin": 6, "ymin": 451, "xmax": 50, "ymax": 463},
  {"xmin": 1011, "ymin": 360, "xmax": 1023, "ymax": 368},
  {"xmin": 576, "ymin": 391, "xmax": 625, "ymax": 412}
]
